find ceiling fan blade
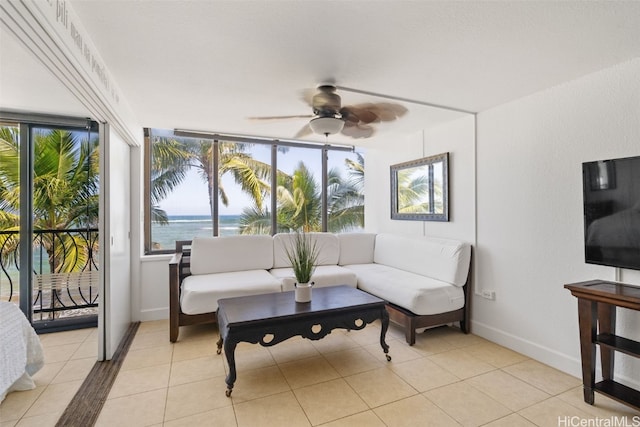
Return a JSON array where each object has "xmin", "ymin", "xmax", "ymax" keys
[
  {"xmin": 342, "ymin": 105, "xmax": 379, "ymax": 124},
  {"xmin": 339, "ymin": 107, "xmax": 360, "ymax": 124},
  {"xmin": 372, "ymin": 103, "xmax": 408, "ymax": 121},
  {"xmin": 294, "ymin": 123, "xmax": 313, "ymax": 139},
  {"xmin": 341, "ymin": 123, "xmax": 375, "ymax": 139},
  {"xmin": 356, "ymin": 108, "xmax": 379, "ymax": 124},
  {"xmin": 370, "ymin": 108, "xmax": 396, "ymax": 122},
  {"xmin": 343, "ymin": 102, "xmax": 407, "ymax": 123},
  {"xmin": 248, "ymin": 114, "xmax": 313, "ymax": 121}
]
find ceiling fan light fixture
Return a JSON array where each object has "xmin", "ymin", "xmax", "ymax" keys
[{"xmin": 309, "ymin": 116, "xmax": 344, "ymax": 135}]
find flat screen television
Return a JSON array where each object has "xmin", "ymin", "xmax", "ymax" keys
[{"xmin": 582, "ymin": 155, "xmax": 640, "ymax": 270}]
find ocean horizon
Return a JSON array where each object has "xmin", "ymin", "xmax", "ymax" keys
[{"xmin": 151, "ymin": 214, "xmax": 241, "ymax": 250}]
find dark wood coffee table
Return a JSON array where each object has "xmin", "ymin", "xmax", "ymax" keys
[{"xmin": 216, "ymin": 285, "xmax": 391, "ymax": 396}]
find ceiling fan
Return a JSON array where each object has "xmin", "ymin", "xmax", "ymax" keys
[{"xmin": 249, "ymin": 85, "xmax": 408, "ymax": 139}]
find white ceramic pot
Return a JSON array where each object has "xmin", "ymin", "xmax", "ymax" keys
[{"xmin": 294, "ymin": 282, "xmax": 313, "ymax": 303}]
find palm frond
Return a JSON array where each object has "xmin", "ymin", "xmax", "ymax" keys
[{"xmin": 238, "ymin": 205, "xmax": 271, "ymax": 235}]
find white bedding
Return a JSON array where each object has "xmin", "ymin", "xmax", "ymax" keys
[{"xmin": 0, "ymin": 302, "xmax": 44, "ymax": 403}]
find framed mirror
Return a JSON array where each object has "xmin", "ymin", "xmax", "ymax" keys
[{"xmin": 390, "ymin": 152, "xmax": 449, "ymax": 221}]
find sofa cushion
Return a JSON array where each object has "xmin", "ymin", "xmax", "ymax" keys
[
  {"xmin": 273, "ymin": 233, "xmax": 340, "ymax": 268},
  {"xmin": 180, "ymin": 269, "xmax": 282, "ymax": 314},
  {"xmin": 337, "ymin": 233, "xmax": 376, "ymax": 265},
  {"xmin": 374, "ymin": 234, "xmax": 470, "ymax": 286},
  {"xmin": 344, "ymin": 263, "xmax": 465, "ymax": 315},
  {"xmin": 189, "ymin": 235, "xmax": 274, "ymax": 275},
  {"xmin": 270, "ymin": 265, "xmax": 358, "ymax": 291}
]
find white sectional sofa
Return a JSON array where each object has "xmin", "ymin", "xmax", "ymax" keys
[
  {"xmin": 339, "ymin": 233, "xmax": 471, "ymax": 344},
  {"xmin": 169, "ymin": 232, "xmax": 471, "ymax": 345}
]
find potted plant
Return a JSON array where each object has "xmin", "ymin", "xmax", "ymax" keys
[{"xmin": 284, "ymin": 231, "xmax": 320, "ymax": 303}]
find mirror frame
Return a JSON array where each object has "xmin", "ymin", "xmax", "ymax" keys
[{"xmin": 390, "ymin": 152, "xmax": 449, "ymax": 222}]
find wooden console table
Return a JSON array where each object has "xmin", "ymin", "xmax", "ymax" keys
[{"xmin": 564, "ymin": 280, "xmax": 640, "ymax": 411}]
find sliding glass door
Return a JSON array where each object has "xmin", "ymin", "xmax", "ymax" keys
[{"xmin": 0, "ymin": 115, "xmax": 99, "ymax": 332}]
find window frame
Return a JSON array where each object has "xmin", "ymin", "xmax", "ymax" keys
[{"xmin": 144, "ymin": 129, "xmax": 359, "ymax": 255}]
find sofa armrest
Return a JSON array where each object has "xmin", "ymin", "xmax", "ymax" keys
[
  {"xmin": 169, "ymin": 239, "xmax": 192, "ymax": 343},
  {"xmin": 169, "ymin": 252, "xmax": 183, "ymax": 343}
]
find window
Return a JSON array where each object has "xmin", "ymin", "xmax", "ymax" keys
[
  {"xmin": 145, "ymin": 129, "xmax": 364, "ymax": 254},
  {"xmin": 276, "ymin": 145, "xmax": 322, "ymax": 232},
  {"xmin": 327, "ymin": 150, "xmax": 364, "ymax": 232}
]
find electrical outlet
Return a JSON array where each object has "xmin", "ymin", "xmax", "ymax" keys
[{"xmin": 481, "ymin": 290, "xmax": 496, "ymax": 300}]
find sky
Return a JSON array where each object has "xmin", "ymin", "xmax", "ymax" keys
[{"xmin": 158, "ymin": 144, "xmax": 363, "ymax": 216}]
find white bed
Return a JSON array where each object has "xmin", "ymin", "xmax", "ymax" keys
[{"xmin": 0, "ymin": 302, "xmax": 44, "ymax": 403}]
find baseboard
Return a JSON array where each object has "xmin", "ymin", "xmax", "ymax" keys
[
  {"xmin": 471, "ymin": 320, "xmax": 581, "ymax": 376},
  {"xmin": 471, "ymin": 320, "xmax": 640, "ymax": 391},
  {"xmin": 139, "ymin": 307, "xmax": 168, "ymax": 322}
]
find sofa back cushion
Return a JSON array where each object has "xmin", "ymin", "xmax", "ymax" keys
[
  {"xmin": 273, "ymin": 232, "xmax": 340, "ymax": 268},
  {"xmin": 373, "ymin": 233, "xmax": 471, "ymax": 286},
  {"xmin": 190, "ymin": 235, "xmax": 274, "ymax": 275},
  {"xmin": 338, "ymin": 233, "xmax": 376, "ymax": 265}
]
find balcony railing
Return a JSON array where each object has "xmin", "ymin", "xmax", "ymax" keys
[{"xmin": 0, "ymin": 228, "xmax": 99, "ymax": 321}]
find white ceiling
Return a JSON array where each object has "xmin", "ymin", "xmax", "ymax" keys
[{"xmin": 2, "ymin": 1, "xmax": 640, "ymax": 146}]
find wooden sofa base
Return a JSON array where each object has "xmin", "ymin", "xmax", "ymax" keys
[
  {"xmin": 170, "ymin": 312, "xmax": 217, "ymax": 343},
  {"xmin": 170, "ymin": 240, "xmax": 221, "ymax": 343},
  {"xmin": 386, "ymin": 297, "xmax": 470, "ymax": 346}
]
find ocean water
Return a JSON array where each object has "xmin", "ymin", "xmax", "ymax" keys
[{"xmin": 151, "ymin": 214, "xmax": 241, "ymax": 250}]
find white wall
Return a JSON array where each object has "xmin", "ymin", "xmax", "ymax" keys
[
  {"xmin": 423, "ymin": 116, "xmax": 476, "ymax": 242},
  {"xmin": 139, "ymin": 255, "xmax": 171, "ymax": 321},
  {"xmin": 474, "ymin": 58, "xmax": 640, "ymax": 388},
  {"xmin": 365, "ymin": 134, "xmax": 425, "ymax": 235},
  {"xmin": 365, "ymin": 115, "xmax": 476, "ymax": 244}
]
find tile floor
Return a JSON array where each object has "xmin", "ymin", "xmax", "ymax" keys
[
  {"xmin": 0, "ymin": 327, "xmax": 98, "ymax": 426},
  {"xmin": 1, "ymin": 321, "xmax": 638, "ymax": 426}
]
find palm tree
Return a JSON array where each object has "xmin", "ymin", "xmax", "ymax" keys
[
  {"xmin": 0, "ymin": 127, "xmax": 99, "ymax": 274},
  {"xmin": 0, "ymin": 126, "xmax": 20, "ymax": 229},
  {"xmin": 0, "ymin": 126, "xmax": 21, "ymax": 277},
  {"xmin": 237, "ymin": 162, "xmax": 320, "ymax": 234},
  {"xmin": 150, "ymin": 136, "xmax": 193, "ymax": 224},
  {"xmin": 344, "ymin": 153, "xmax": 364, "ymax": 189},
  {"xmin": 150, "ymin": 137, "xmax": 272, "ymax": 231},
  {"xmin": 276, "ymin": 162, "xmax": 322, "ymax": 232},
  {"xmin": 327, "ymin": 153, "xmax": 365, "ymax": 232},
  {"xmin": 238, "ymin": 205, "xmax": 272, "ymax": 235},
  {"xmin": 213, "ymin": 142, "xmax": 271, "ymax": 214},
  {"xmin": 240, "ymin": 155, "xmax": 365, "ymax": 234}
]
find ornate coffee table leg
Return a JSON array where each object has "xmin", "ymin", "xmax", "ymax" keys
[
  {"xmin": 380, "ymin": 308, "xmax": 391, "ymax": 361},
  {"xmin": 223, "ymin": 338, "xmax": 238, "ymax": 397}
]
